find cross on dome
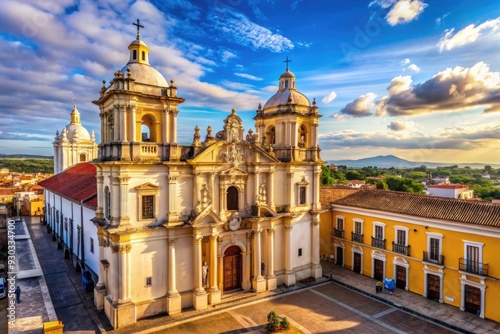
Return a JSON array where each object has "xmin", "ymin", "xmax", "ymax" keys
[
  {"xmin": 133, "ymin": 19, "xmax": 144, "ymax": 40},
  {"xmin": 283, "ymin": 56, "xmax": 292, "ymax": 71}
]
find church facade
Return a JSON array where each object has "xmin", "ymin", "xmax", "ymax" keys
[{"xmin": 75, "ymin": 27, "xmax": 325, "ymax": 328}]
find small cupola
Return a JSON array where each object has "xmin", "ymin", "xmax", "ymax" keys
[
  {"xmin": 70, "ymin": 103, "xmax": 81, "ymax": 124},
  {"xmin": 127, "ymin": 19, "xmax": 150, "ymax": 65}
]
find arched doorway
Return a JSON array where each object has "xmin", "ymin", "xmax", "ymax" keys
[{"xmin": 223, "ymin": 245, "xmax": 242, "ymax": 292}]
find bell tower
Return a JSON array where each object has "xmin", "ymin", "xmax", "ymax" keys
[
  {"xmin": 254, "ymin": 59, "xmax": 321, "ymax": 162},
  {"xmin": 93, "ymin": 19, "xmax": 185, "ymax": 162}
]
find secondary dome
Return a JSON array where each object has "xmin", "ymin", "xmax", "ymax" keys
[
  {"xmin": 61, "ymin": 104, "xmax": 93, "ymax": 143},
  {"xmin": 263, "ymin": 68, "xmax": 310, "ymax": 110}
]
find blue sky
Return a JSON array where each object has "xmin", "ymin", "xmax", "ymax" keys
[{"xmin": 0, "ymin": 0, "xmax": 499, "ymax": 164}]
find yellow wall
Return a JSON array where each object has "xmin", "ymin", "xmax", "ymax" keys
[{"xmin": 329, "ymin": 207, "xmax": 500, "ymax": 322}]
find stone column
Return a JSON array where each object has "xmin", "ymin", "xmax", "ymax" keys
[
  {"xmin": 209, "ymin": 172, "xmax": 216, "ymax": 213},
  {"xmin": 287, "ymin": 172, "xmax": 294, "ymax": 211},
  {"xmin": 193, "ymin": 234, "xmax": 208, "ymax": 310},
  {"xmin": 167, "ymin": 238, "xmax": 181, "ymax": 315},
  {"xmin": 118, "ymin": 177, "xmax": 130, "ymax": 226},
  {"xmin": 113, "ymin": 106, "xmax": 120, "ymax": 142},
  {"xmin": 253, "ymin": 170, "xmax": 259, "ymax": 203},
  {"xmin": 193, "ymin": 172, "xmax": 200, "ymax": 210},
  {"xmin": 266, "ymin": 228, "xmax": 277, "ymax": 290},
  {"xmin": 241, "ymin": 233, "xmax": 251, "ymax": 290},
  {"xmin": 313, "ymin": 166, "xmax": 322, "ymax": 211},
  {"xmin": 172, "ymin": 110, "xmax": 178, "ymax": 143},
  {"xmin": 110, "ymin": 176, "xmax": 120, "ymax": 226},
  {"xmin": 311, "ymin": 214, "xmax": 322, "ymax": 278},
  {"xmin": 217, "ymin": 237, "xmax": 224, "ymax": 292},
  {"xmin": 130, "ymin": 106, "xmax": 136, "ymax": 142},
  {"xmin": 162, "ymin": 108, "xmax": 168, "ymax": 142},
  {"xmin": 284, "ymin": 222, "xmax": 296, "ymax": 286},
  {"xmin": 94, "ymin": 234, "xmax": 108, "ymax": 310},
  {"xmin": 118, "ymin": 244, "xmax": 131, "ymax": 303},
  {"xmin": 120, "ymin": 105, "xmax": 127, "ymax": 142},
  {"xmin": 100, "ymin": 113, "xmax": 106, "ymax": 144},
  {"xmin": 168, "ymin": 173, "xmax": 179, "ymax": 222},
  {"xmin": 268, "ymin": 169, "xmax": 275, "ymax": 210},
  {"xmin": 252, "ymin": 229, "xmax": 266, "ymax": 292},
  {"xmin": 95, "ymin": 175, "xmax": 104, "ymax": 219},
  {"xmin": 209, "ymin": 234, "xmax": 221, "ymax": 304}
]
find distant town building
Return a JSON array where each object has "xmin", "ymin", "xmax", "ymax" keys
[
  {"xmin": 346, "ymin": 180, "xmax": 366, "ymax": 189},
  {"xmin": 427, "ymin": 184, "xmax": 474, "ymax": 200},
  {"xmin": 481, "ymin": 174, "xmax": 491, "ymax": 180}
]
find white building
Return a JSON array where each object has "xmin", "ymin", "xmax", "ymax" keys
[
  {"xmin": 427, "ymin": 184, "xmax": 474, "ymax": 199},
  {"xmin": 42, "ymin": 27, "xmax": 323, "ymax": 329},
  {"xmin": 53, "ymin": 104, "xmax": 98, "ymax": 174}
]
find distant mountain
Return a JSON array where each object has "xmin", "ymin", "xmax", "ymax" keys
[{"xmin": 328, "ymin": 155, "xmax": 499, "ymax": 169}]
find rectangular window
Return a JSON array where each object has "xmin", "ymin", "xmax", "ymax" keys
[
  {"xmin": 430, "ymin": 238, "xmax": 440, "ymax": 261},
  {"xmin": 355, "ymin": 221, "xmax": 362, "ymax": 235},
  {"xmin": 142, "ymin": 195, "xmax": 154, "ymax": 219},
  {"xmin": 396, "ymin": 230, "xmax": 406, "ymax": 245},
  {"xmin": 90, "ymin": 237, "xmax": 94, "ymax": 254},
  {"xmin": 466, "ymin": 245, "xmax": 479, "ymax": 272},
  {"xmin": 374, "ymin": 225, "xmax": 383, "ymax": 239},
  {"xmin": 298, "ymin": 248, "xmax": 302, "ymax": 257},
  {"xmin": 146, "ymin": 276, "xmax": 152, "ymax": 287},
  {"xmin": 299, "ymin": 186, "xmax": 306, "ymax": 205},
  {"xmin": 337, "ymin": 217, "xmax": 344, "ymax": 230}
]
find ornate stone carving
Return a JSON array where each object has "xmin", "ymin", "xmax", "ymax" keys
[
  {"xmin": 111, "ymin": 245, "xmax": 120, "ymax": 253},
  {"xmin": 221, "ymin": 143, "xmax": 243, "ymax": 166}
]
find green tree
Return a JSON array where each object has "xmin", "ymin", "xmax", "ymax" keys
[{"xmin": 375, "ymin": 179, "xmax": 388, "ymax": 190}]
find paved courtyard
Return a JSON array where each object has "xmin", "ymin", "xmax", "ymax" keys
[{"xmin": 8, "ymin": 216, "xmax": 500, "ymax": 334}]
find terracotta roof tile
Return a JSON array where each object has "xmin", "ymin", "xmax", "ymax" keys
[
  {"xmin": 333, "ymin": 190, "xmax": 500, "ymax": 227},
  {"xmin": 38, "ymin": 163, "xmax": 97, "ymax": 209}
]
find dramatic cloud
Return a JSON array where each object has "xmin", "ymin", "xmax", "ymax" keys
[
  {"xmin": 321, "ymin": 91, "xmax": 337, "ymax": 104},
  {"xmin": 438, "ymin": 17, "xmax": 500, "ymax": 52},
  {"xmin": 339, "ymin": 93, "xmax": 377, "ymax": 117},
  {"xmin": 320, "ymin": 122, "xmax": 500, "ymax": 151},
  {"xmin": 209, "ymin": 9, "xmax": 294, "ymax": 53},
  {"xmin": 370, "ymin": 0, "xmax": 427, "ymax": 26},
  {"xmin": 375, "ymin": 62, "xmax": 500, "ymax": 116},
  {"xmin": 387, "ymin": 121, "xmax": 407, "ymax": 131},
  {"xmin": 234, "ymin": 73, "xmax": 263, "ymax": 81}
]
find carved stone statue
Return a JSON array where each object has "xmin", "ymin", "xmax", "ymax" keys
[{"xmin": 202, "ymin": 261, "xmax": 208, "ymax": 287}]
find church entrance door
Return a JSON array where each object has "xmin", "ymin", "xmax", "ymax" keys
[{"xmin": 223, "ymin": 246, "xmax": 242, "ymax": 292}]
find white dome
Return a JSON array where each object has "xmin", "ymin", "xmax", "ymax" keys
[
  {"xmin": 64, "ymin": 123, "xmax": 91, "ymax": 142},
  {"xmin": 263, "ymin": 68, "xmax": 310, "ymax": 110},
  {"xmin": 122, "ymin": 63, "xmax": 169, "ymax": 87}
]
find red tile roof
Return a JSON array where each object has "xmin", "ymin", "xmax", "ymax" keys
[
  {"xmin": 427, "ymin": 184, "xmax": 468, "ymax": 189},
  {"xmin": 333, "ymin": 190, "xmax": 500, "ymax": 227},
  {"xmin": 38, "ymin": 163, "xmax": 97, "ymax": 209}
]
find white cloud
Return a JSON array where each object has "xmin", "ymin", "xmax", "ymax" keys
[
  {"xmin": 384, "ymin": 0, "xmax": 428, "ymax": 26},
  {"xmin": 221, "ymin": 50, "xmax": 237, "ymax": 62},
  {"xmin": 407, "ymin": 63, "xmax": 420, "ymax": 73},
  {"xmin": 321, "ymin": 91, "xmax": 337, "ymax": 104},
  {"xmin": 339, "ymin": 93, "xmax": 377, "ymax": 117},
  {"xmin": 401, "ymin": 58, "xmax": 411, "ymax": 65},
  {"xmin": 209, "ymin": 9, "xmax": 294, "ymax": 53},
  {"xmin": 437, "ymin": 17, "xmax": 500, "ymax": 52},
  {"xmin": 234, "ymin": 73, "xmax": 263, "ymax": 81},
  {"xmin": 435, "ymin": 12, "xmax": 449, "ymax": 26},
  {"xmin": 331, "ymin": 113, "xmax": 345, "ymax": 121}
]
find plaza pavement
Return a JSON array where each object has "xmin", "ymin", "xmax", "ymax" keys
[{"xmin": 7, "ymin": 216, "xmax": 500, "ymax": 333}]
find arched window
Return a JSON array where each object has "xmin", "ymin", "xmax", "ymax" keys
[
  {"xmin": 227, "ymin": 186, "xmax": 238, "ymax": 210},
  {"xmin": 267, "ymin": 126, "xmax": 276, "ymax": 145},
  {"xmin": 298, "ymin": 125, "xmax": 307, "ymax": 147},
  {"xmin": 79, "ymin": 153, "xmax": 87, "ymax": 162},
  {"xmin": 104, "ymin": 186, "xmax": 111, "ymax": 219},
  {"xmin": 141, "ymin": 114, "xmax": 156, "ymax": 142},
  {"xmin": 133, "ymin": 50, "xmax": 137, "ymax": 60},
  {"xmin": 141, "ymin": 124, "xmax": 150, "ymax": 142}
]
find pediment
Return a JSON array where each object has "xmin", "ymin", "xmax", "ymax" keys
[
  {"xmin": 219, "ymin": 167, "xmax": 248, "ymax": 177},
  {"xmin": 134, "ymin": 182, "xmax": 161, "ymax": 191},
  {"xmin": 191, "ymin": 206, "xmax": 222, "ymax": 227}
]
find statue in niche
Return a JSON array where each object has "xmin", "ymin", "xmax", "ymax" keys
[
  {"xmin": 201, "ymin": 184, "xmax": 210, "ymax": 206},
  {"xmin": 228, "ymin": 212, "xmax": 241, "ymax": 231},
  {"xmin": 258, "ymin": 183, "xmax": 267, "ymax": 203},
  {"xmin": 202, "ymin": 262, "xmax": 208, "ymax": 287}
]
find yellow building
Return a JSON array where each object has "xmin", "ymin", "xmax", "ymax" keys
[{"xmin": 321, "ymin": 189, "xmax": 500, "ymax": 322}]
